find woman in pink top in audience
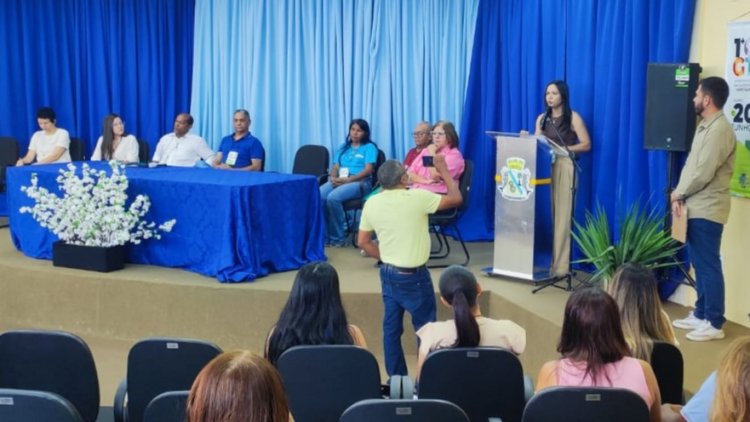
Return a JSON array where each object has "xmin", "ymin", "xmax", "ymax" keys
[
  {"xmin": 536, "ymin": 287, "xmax": 662, "ymax": 422},
  {"xmin": 406, "ymin": 121, "xmax": 464, "ymax": 193}
]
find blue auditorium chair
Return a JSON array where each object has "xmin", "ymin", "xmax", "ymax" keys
[
  {"xmin": 0, "ymin": 330, "xmax": 100, "ymax": 422},
  {"xmin": 113, "ymin": 337, "xmax": 221, "ymax": 422},
  {"xmin": 522, "ymin": 387, "xmax": 650, "ymax": 422}
]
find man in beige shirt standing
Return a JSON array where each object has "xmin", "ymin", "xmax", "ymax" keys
[{"xmin": 671, "ymin": 76, "xmax": 737, "ymax": 342}]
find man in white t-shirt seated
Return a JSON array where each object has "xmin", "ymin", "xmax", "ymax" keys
[
  {"xmin": 16, "ymin": 107, "xmax": 72, "ymax": 166},
  {"xmin": 152, "ymin": 113, "xmax": 215, "ymax": 167}
]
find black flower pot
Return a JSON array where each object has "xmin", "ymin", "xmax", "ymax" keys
[{"xmin": 52, "ymin": 241, "xmax": 126, "ymax": 272}]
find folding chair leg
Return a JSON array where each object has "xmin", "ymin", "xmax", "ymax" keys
[
  {"xmin": 454, "ymin": 226, "xmax": 470, "ymax": 266},
  {"xmin": 428, "ymin": 225, "xmax": 470, "ymax": 268},
  {"xmin": 430, "ymin": 230, "xmax": 451, "ymax": 260},
  {"xmin": 430, "ymin": 226, "xmax": 446, "ymax": 255}
]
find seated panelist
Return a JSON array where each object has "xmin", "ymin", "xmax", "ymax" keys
[
  {"xmin": 213, "ymin": 109, "xmax": 265, "ymax": 171},
  {"xmin": 91, "ymin": 114, "xmax": 139, "ymax": 163},
  {"xmin": 16, "ymin": 107, "xmax": 71, "ymax": 166},
  {"xmin": 152, "ymin": 113, "xmax": 215, "ymax": 167},
  {"xmin": 406, "ymin": 120, "xmax": 464, "ymax": 194}
]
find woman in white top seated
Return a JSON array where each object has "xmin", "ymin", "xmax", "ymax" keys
[
  {"xmin": 416, "ymin": 265, "xmax": 526, "ymax": 378},
  {"xmin": 16, "ymin": 107, "xmax": 71, "ymax": 166},
  {"xmin": 91, "ymin": 114, "xmax": 139, "ymax": 163}
]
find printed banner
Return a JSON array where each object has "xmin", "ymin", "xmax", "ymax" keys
[{"xmin": 726, "ymin": 21, "xmax": 750, "ymax": 198}]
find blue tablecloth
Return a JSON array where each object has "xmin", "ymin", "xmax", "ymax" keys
[{"xmin": 6, "ymin": 163, "xmax": 326, "ymax": 282}]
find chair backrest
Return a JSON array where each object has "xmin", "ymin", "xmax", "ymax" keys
[
  {"xmin": 142, "ymin": 390, "xmax": 189, "ymax": 422},
  {"xmin": 0, "ymin": 136, "xmax": 19, "ymax": 192},
  {"xmin": 137, "ymin": 138, "xmax": 150, "ymax": 163},
  {"xmin": 292, "ymin": 144, "xmax": 329, "ymax": 180},
  {"xmin": 0, "ymin": 136, "xmax": 18, "ymax": 166},
  {"xmin": 419, "ymin": 347, "xmax": 526, "ymax": 422},
  {"xmin": 278, "ymin": 345, "xmax": 382, "ymax": 422},
  {"xmin": 0, "ymin": 330, "xmax": 100, "ymax": 422},
  {"xmin": 457, "ymin": 159, "xmax": 473, "ymax": 212},
  {"xmin": 69, "ymin": 137, "xmax": 85, "ymax": 161},
  {"xmin": 371, "ymin": 148, "xmax": 386, "ymax": 185},
  {"xmin": 125, "ymin": 337, "xmax": 222, "ymax": 422},
  {"xmin": 522, "ymin": 387, "xmax": 650, "ymax": 422},
  {"xmin": 650, "ymin": 341, "xmax": 684, "ymax": 404},
  {"xmin": 340, "ymin": 399, "xmax": 469, "ymax": 422},
  {"xmin": 0, "ymin": 388, "xmax": 84, "ymax": 422}
]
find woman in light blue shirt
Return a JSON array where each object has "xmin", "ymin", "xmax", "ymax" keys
[{"xmin": 319, "ymin": 119, "xmax": 377, "ymax": 247}]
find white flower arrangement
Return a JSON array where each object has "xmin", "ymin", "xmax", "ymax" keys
[{"xmin": 20, "ymin": 161, "xmax": 176, "ymax": 247}]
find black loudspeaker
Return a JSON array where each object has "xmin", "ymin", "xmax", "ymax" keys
[{"xmin": 644, "ymin": 63, "xmax": 702, "ymax": 152}]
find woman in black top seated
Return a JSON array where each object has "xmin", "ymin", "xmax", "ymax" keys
[{"xmin": 265, "ymin": 262, "xmax": 366, "ymax": 366}]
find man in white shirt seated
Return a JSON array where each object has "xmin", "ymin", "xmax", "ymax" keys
[{"xmin": 152, "ymin": 113, "xmax": 215, "ymax": 167}]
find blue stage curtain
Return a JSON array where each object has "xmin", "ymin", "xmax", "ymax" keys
[
  {"xmin": 0, "ymin": 0, "xmax": 195, "ymax": 158},
  {"xmin": 190, "ymin": 0, "xmax": 478, "ymax": 172},
  {"xmin": 458, "ymin": 0, "xmax": 695, "ymax": 244}
]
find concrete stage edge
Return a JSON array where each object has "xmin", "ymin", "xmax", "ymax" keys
[{"xmin": 0, "ymin": 229, "xmax": 742, "ymax": 403}]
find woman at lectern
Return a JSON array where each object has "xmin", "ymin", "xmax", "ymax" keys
[{"xmin": 534, "ymin": 80, "xmax": 591, "ymax": 278}]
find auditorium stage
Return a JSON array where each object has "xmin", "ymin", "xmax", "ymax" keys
[{"xmin": 0, "ymin": 228, "xmax": 745, "ymax": 406}]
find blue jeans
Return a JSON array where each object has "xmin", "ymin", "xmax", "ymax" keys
[
  {"xmin": 380, "ymin": 264, "xmax": 436, "ymax": 376},
  {"xmin": 687, "ymin": 218, "xmax": 725, "ymax": 329},
  {"xmin": 319, "ymin": 180, "xmax": 371, "ymax": 245}
]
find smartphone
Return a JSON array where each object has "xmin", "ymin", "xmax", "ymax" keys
[{"xmin": 422, "ymin": 155, "xmax": 434, "ymax": 167}]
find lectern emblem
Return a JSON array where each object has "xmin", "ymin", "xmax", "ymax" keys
[{"xmin": 498, "ymin": 157, "xmax": 533, "ymax": 201}]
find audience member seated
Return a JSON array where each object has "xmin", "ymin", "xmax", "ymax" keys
[
  {"xmin": 152, "ymin": 113, "xmax": 215, "ymax": 167},
  {"xmin": 264, "ymin": 262, "xmax": 367, "ymax": 366},
  {"xmin": 661, "ymin": 336, "xmax": 750, "ymax": 422},
  {"xmin": 406, "ymin": 120, "xmax": 464, "ymax": 194},
  {"xmin": 214, "ymin": 109, "xmax": 264, "ymax": 171},
  {"xmin": 187, "ymin": 350, "xmax": 290, "ymax": 422},
  {"xmin": 319, "ymin": 118, "xmax": 378, "ymax": 247},
  {"xmin": 608, "ymin": 263, "xmax": 678, "ymax": 361},
  {"xmin": 16, "ymin": 107, "xmax": 71, "ymax": 166},
  {"xmin": 416, "ymin": 265, "xmax": 525, "ymax": 377},
  {"xmin": 536, "ymin": 287, "xmax": 662, "ymax": 422},
  {"xmin": 404, "ymin": 121, "xmax": 432, "ymax": 167},
  {"xmin": 91, "ymin": 113, "xmax": 139, "ymax": 163}
]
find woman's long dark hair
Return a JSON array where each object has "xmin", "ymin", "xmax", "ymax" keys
[
  {"xmin": 558, "ymin": 287, "xmax": 631, "ymax": 385},
  {"xmin": 544, "ymin": 80, "xmax": 572, "ymax": 131},
  {"xmin": 337, "ymin": 118, "xmax": 372, "ymax": 166},
  {"xmin": 439, "ymin": 266, "xmax": 480, "ymax": 348},
  {"xmin": 101, "ymin": 113, "xmax": 127, "ymax": 160},
  {"xmin": 265, "ymin": 262, "xmax": 354, "ymax": 366}
]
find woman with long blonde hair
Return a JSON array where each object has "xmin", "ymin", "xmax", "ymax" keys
[
  {"xmin": 608, "ymin": 263, "xmax": 678, "ymax": 361},
  {"xmin": 711, "ymin": 336, "xmax": 750, "ymax": 421}
]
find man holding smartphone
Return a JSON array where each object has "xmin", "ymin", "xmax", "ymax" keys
[{"xmin": 358, "ymin": 156, "xmax": 462, "ymax": 376}]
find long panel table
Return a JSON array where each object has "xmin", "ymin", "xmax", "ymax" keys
[{"xmin": 6, "ymin": 163, "xmax": 326, "ymax": 282}]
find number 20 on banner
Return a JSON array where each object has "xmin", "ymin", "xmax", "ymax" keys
[{"xmin": 732, "ymin": 103, "xmax": 750, "ymax": 124}]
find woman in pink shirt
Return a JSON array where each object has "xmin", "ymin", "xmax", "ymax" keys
[
  {"xmin": 536, "ymin": 287, "xmax": 662, "ymax": 422},
  {"xmin": 406, "ymin": 121, "xmax": 465, "ymax": 194}
]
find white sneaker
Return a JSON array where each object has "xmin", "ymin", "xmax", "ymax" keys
[
  {"xmin": 686, "ymin": 321, "xmax": 725, "ymax": 342},
  {"xmin": 672, "ymin": 312, "xmax": 705, "ymax": 330}
]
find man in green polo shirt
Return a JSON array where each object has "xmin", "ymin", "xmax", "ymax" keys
[{"xmin": 358, "ymin": 156, "xmax": 462, "ymax": 376}]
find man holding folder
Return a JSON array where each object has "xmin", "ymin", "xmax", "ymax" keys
[{"xmin": 670, "ymin": 76, "xmax": 737, "ymax": 342}]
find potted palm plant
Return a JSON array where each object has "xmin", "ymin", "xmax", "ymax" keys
[
  {"xmin": 20, "ymin": 161, "xmax": 176, "ymax": 272},
  {"xmin": 572, "ymin": 200, "xmax": 682, "ymax": 286}
]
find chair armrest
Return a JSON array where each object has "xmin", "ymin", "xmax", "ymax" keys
[
  {"xmin": 400, "ymin": 375, "xmax": 414, "ymax": 399},
  {"xmin": 389, "ymin": 375, "xmax": 402, "ymax": 399},
  {"xmin": 113, "ymin": 378, "xmax": 128, "ymax": 422},
  {"xmin": 317, "ymin": 174, "xmax": 328, "ymax": 185},
  {"xmin": 524, "ymin": 374, "xmax": 534, "ymax": 404}
]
